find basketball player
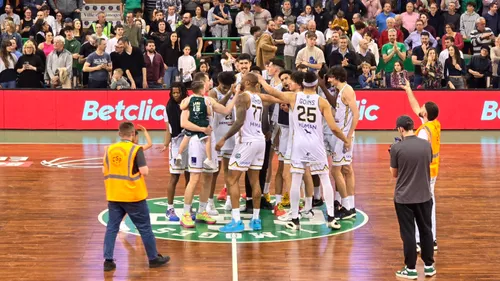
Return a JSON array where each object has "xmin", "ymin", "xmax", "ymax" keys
[
  {"xmin": 401, "ymin": 80, "xmax": 440, "ymax": 251},
  {"xmin": 326, "ymin": 67, "xmax": 360, "ymax": 220},
  {"xmin": 258, "ymin": 71, "xmax": 350, "ymax": 230},
  {"xmin": 216, "ymin": 73, "xmax": 284, "ymax": 232},
  {"xmin": 235, "ymin": 54, "xmax": 252, "ymax": 84},
  {"xmin": 179, "ymin": 78, "xmax": 239, "ymax": 229},
  {"xmin": 208, "ymin": 72, "xmax": 237, "ymax": 216}
]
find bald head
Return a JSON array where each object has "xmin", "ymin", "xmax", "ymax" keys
[{"xmin": 307, "ymin": 20, "xmax": 316, "ymax": 32}]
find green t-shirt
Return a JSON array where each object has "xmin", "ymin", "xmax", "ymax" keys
[
  {"xmin": 64, "ymin": 38, "xmax": 82, "ymax": 69},
  {"xmin": 381, "ymin": 42, "xmax": 407, "ymax": 73},
  {"xmin": 122, "ymin": 0, "xmax": 142, "ymax": 15}
]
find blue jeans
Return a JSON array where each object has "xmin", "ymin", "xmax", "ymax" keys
[
  {"xmin": 1, "ymin": 80, "xmax": 16, "ymax": 89},
  {"xmin": 164, "ymin": 67, "xmax": 178, "ymax": 89},
  {"xmin": 103, "ymin": 200, "xmax": 158, "ymax": 260},
  {"xmin": 413, "ymin": 74, "xmax": 423, "ymax": 88},
  {"xmin": 148, "ymin": 82, "xmax": 163, "ymax": 89},
  {"xmin": 385, "ymin": 72, "xmax": 392, "ymax": 89}
]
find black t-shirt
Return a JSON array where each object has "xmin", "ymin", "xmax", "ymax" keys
[
  {"xmin": 79, "ymin": 42, "xmax": 97, "ymax": 59},
  {"xmin": 412, "ymin": 46, "xmax": 426, "ymax": 75},
  {"xmin": 124, "ymin": 46, "xmax": 146, "ymax": 78},
  {"xmin": 111, "ymin": 51, "xmax": 125, "ymax": 72},
  {"xmin": 176, "ymin": 24, "xmax": 202, "ymax": 56},
  {"xmin": 132, "ymin": 147, "xmax": 147, "ymax": 175}
]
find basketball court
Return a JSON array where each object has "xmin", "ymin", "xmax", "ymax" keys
[{"xmin": 0, "ymin": 130, "xmax": 499, "ymax": 281}]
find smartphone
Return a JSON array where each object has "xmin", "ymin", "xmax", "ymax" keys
[{"xmin": 399, "ymin": 72, "xmax": 405, "ymax": 85}]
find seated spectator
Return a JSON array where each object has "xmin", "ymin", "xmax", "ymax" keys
[
  {"xmin": 198, "ymin": 59, "xmax": 214, "ymax": 85},
  {"xmin": 491, "ymin": 37, "xmax": 500, "ymax": 88},
  {"xmin": 296, "ymin": 5, "xmax": 314, "ymax": 26},
  {"xmin": 390, "ymin": 60, "xmax": 409, "ymax": 88},
  {"xmin": 9, "ymin": 39, "xmax": 22, "ymax": 58},
  {"xmin": 357, "ymin": 38, "xmax": 377, "ymax": 75},
  {"xmin": 357, "ymin": 31, "xmax": 379, "ymax": 65},
  {"xmin": 159, "ymin": 32, "xmax": 181, "ymax": 89},
  {"xmin": 333, "ymin": 10, "xmax": 349, "ymax": 34},
  {"xmin": 46, "ymin": 35, "xmax": 73, "ymax": 89},
  {"xmin": 444, "ymin": 45, "xmax": 467, "ymax": 89},
  {"xmin": 467, "ymin": 45, "xmax": 492, "ymax": 88},
  {"xmin": 471, "ymin": 17, "xmax": 494, "ymax": 55},
  {"xmin": 20, "ymin": 8, "xmax": 34, "ymax": 38},
  {"xmin": 93, "ymin": 23, "xmax": 109, "ymax": 39},
  {"xmin": 421, "ymin": 48, "xmax": 443, "ymax": 89},
  {"xmin": 83, "ymin": 38, "xmax": 112, "ymax": 89},
  {"xmin": 378, "ymin": 17, "xmax": 404, "ymax": 48},
  {"xmin": 38, "ymin": 31, "xmax": 54, "ymax": 57},
  {"xmin": 405, "ymin": 23, "xmax": 438, "ymax": 51},
  {"xmin": 442, "ymin": 24, "xmax": 464, "ymax": 50},
  {"xmin": 0, "ymin": 5, "xmax": 21, "ymax": 29},
  {"xmin": 144, "ymin": 40, "xmax": 165, "ymax": 89},
  {"xmin": 15, "ymin": 41, "xmax": 44, "ymax": 88},
  {"xmin": 110, "ymin": 69, "xmax": 131, "ymax": 90},
  {"xmin": 0, "ymin": 40, "xmax": 18, "ymax": 89},
  {"xmin": 358, "ymin": 61, "xmax": 378, "ymax": 89},
  {"xmin": 1, "ymin": 21, "xmax": 23, "ymax": 52}
]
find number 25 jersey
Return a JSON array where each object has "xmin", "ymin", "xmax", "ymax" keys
[{"xmin": 290, "ymin": 92, "xmax": 327, "ymax": 163}]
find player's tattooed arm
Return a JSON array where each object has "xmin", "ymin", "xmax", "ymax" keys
[
  {"xmin": 401, "ymin": 79, "xmax": 421, "ymax": 117},
  {"xmin": 259, "ymin": 94, "xmax": 286, "ymax": 106},
  {"xmin": 217, "ymin": 85, "xmax": 234, "ymax": 106}
]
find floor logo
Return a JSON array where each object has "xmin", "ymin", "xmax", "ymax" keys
[
  {"xmin": 98, "ymin": 196, "xmax": 369, "ymax": 243},
  {"xmin": 0, "ymin": 156, "xmax": 32, "ymax": 167},
  {"xmin": 41, "ymin": 157, "xmax": 103, "ymax": 169}
]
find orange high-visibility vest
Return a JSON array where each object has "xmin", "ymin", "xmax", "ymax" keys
[{"xmin": 416, "ymin": 119, "xmax": 441, "ymax": 178}]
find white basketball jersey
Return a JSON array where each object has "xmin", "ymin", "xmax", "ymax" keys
[
  {"xmin": 213, "ymin": 88, "xmax": 234, "ymax": 139},
  {"xmin": 237, "ymin": 92, "xmax": 265, "ymax": 143},
  {"xmin": 335, "ymin": 84, "xmax": 353, "ymax": 132},
  {"xmin": 317, "ymin": 87, "xmax": 334, "ymax": 136},
  {"xmin": 290, "ymin": 92, "xmax": 327, "ymax": 163}
]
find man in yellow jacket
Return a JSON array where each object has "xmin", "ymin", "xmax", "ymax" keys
[{"xmin": 102, "ymin": 122, "xmax": 169, "ymax": 272}]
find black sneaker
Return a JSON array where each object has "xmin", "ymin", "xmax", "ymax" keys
[
  {"xmin": 434, "ymin": 240, "xmax": 438, "ymax": 251},
  {"xmin": 103, "ymin": 259, "xmax": 116, "ymax": 272},
  {"xmin": 260, "ymin": 197, "xmax": 274, "ymax": 210},
  {"xmin": 312, "ymin": 198, "xmax": 324, "ymax": 207},
  {"xmin": 327, "ymin": 215, "xmax": 341, "ymax": 230},
  {"xmin": 285, "ymin": 217, "xmax": 300, "ymax": 230},
  {"xmin": 350, "ymin": 208, "xmax": 357, "ymax": 218},
  {"xmin": 334, "ymin": 200, "xmax": 341, "ymax": 210},
  {"xmin": 338, "ymin": 207, "xmax": 356, "ymax": 220},
  {"xmin": 149, "ymin": 254, "xmax": 170, "ymax": 268}
]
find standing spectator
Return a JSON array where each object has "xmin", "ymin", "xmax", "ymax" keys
[
  {"xmin": 111, "ymin": 42, "xmax": 125, "ymax": 73},
  {"xmin": 134, "ymin": 9, "xmax": 147, "ymax": 36},
  {"xmin": 124, "ymin": 12, "xmax": 143, "ymax": 48},
  {"xmin": 192, "ymin": 6, "xmax": 207, "ymax": 37},
  {"xmin": 412, "ymin": 32, "xmax": 431, "ymax": 88},
  {"xmin": 41, "ymin": 5, "xmax": 55, "ymax": 31},
  {"xmin": 378, "ymin": 17, "xmax": 404, "ymax": 48},
  {"xmin": 428, "ymin": 3, "xmax": 444, "ymax": 40},
  {"xmin": 362, "ymin": 0, "xmax": 382, "ymax": 20},
  {"xmin": 442, "ymin": 23, "xmax": 465, "ymax": 50},
  {"xmin": 0, "ymin": 5, "xmax": 20, "ymax": 29},
  {"xmin": 443, "ymin": 2, "xmax": 461, "ymax": 31},
  {"xmin": 176, "ymin": 13, "xmax": 203, "ymax": 59},
  {"xmin": 236, "ymin": 3, "xmax": 254, "ymax": 37},
  {"xmin": 335, "ymin": 0, "xmax": 367, "ymax": 26},
  {"xmin": 405, "ymin": 23, "xmax": 438, "ymax": 51},
  {"xmin": 401, "ymin": 2, "xmax": 419, "ymax": 33},
  {"xmin": 38, "ymin": 31, "xmax": 54, "ymax": 57},
  {"xmin": 46, "ymin": 35, "xmax": 72, "ymax": 88},
  {"xmin": 144, "ymin": 40, "xmax": 165, "ymax": 88},
  {"xmin": 253, "ymin": 3, "xmax": 272, "ymax": 31},
  {"xmin": 53, "ymin": 12, "xmax": 64, "ymax": 36},
  {"xmin": 156, "ymin": 0, "xmax": 182, "ymax": 15},
  {"xmin": 106, "ymin": 24, "xmax": 125, "ymax": 54},
  {"xmin": 461, "ymin": 1, "xmax": 481, "ymax": 52},
  {"xmin": 149, "ymin": 10, "xmax": 165, "ymax": 34},
  {"xmin": 444, "ymin": 45, "xmax": 467, "ymax": 89},
  {"xmin": 83, "ymin": 38, "xmax": 112, "ymax": 89},
  {"xmin": 312, "ymin": 3, "xmax": 328, "ymax": 33},
  {"xmin": 89, "ymin": 11, "xmax": 115, "ymax": 38},
  {"xmin": 295, "ymin": 31, "xmax": 325, "ymax": 72},
  {"xmin": 33, "ymin": 19, "xmax": 51, "ymax": 46},
  {"xmin": 390, "ymin": 115, "xmax": 436, "ymax": 281},
  {"xmin": 467, "ymin": 45, "xmax": 492, "ymax": 88},
  {"xmin": 63, "ymin": 26, "xmax": 82, "ymax": 87},
  {"xmin": 328, "ymin": 35, "xmax": 359, "ymax": 84},
  {"xmin": 165, "ymin": 6, "xmax": 180, "ymax": 32},
  {"xmin": 298, "ymin": 20, "xmax": 326, "ymax": 48},
  {"xmin": 471, "ymin": 17, "xmax": 495, "ymax": 55},
  {"xmin": 255, "ymin": 26, "xmax": 277, "ymax": 69},
  {"xmin": 49, "ymin": 0, "xmax": 83, "ymax": 19},
  {"xmin": 441, "ymin": 0, "xmax": 461, "ymax": 12},
  {"xmin": 212, "ymin": 1, "xmax": 232, "ymax": 52},
  {"xmin": 421, "ymin": 48, "xmax": 443, "ymax": 89},
  {"xmin": 485, "ymin": 3, "xmax": 500, "ymax": 35},
  {"xmin": 79, "ymin": 34, "xmax": 98, "ymax": 88},
  {"xmin": 150, "ymin": 20, "xmax": 171, "ymax": 49},
  {"xmin": 394, "ymin": 14, "xmax": 410, "ymax": 39},
  {"xmin": 20, "ymin": 8, "xmax": 34, "ymax": 38},
  {"xmin": 283, "ymin": 22, "xmax": 300, "ymax": 70},
  {"xmin": 357, "ymin": 31, "xmax": 379, "ymax": 64},
  {"xmin": 159, "ymin": 32, "xmax": 180, "ymax": 88},
  {"xmin": 177, "ymin": 45, "xmax": 195, "ymax": 85},
  {"xmin": 376, "ymin": 2, "xmax": 396, "ymax": 32},
  {"xmin": 277, "ymin": 0, "xmax": 297, "ymax": 25},
  {"xmin": 1, "ymin": 21, "xmax": 23, "ymax": 52},
  {"xmin": 296, "ymin": 5, "xmax": 315, "ymax": 27},
  {"xmin": 333, "ymin": 10, "xmax": 349, "ymax": 33},
  {"xmin": 357, "ymin": 38, "xmax": 377, "ymax": 74},
  {"xmin": 491, "ymin": 37, "xmax": 500, "ymax": 87},
  {"xmin": 242, "ymin": 26, "xmax": 260, "ymax": 59},
  {"xmin": 120, "ymin": 37, "xmax": 148, "ymax": 89},
  {"xmin": 460, "ymin": 0, "xmax": 482, "ymax": 14},
  {"xmin": 0, "ymin": 40, "xmax": 18, "ymax": 88},
  {"xmin": 15, "ymin": 40, "xmax": 44, "ymax": 88},
  {"xmin": 272, "ymin": 16, "xmax": 287, "ymax": 56},
  {"xmin": 121, "ymin": 0, "xmax": 143, "ymax": 19},
  {"xmin": 73, "ymin": 19, "xmax": 83, "ymax": 43},
  {"xmin": 351, "ymin": 22, "xmax": 366, "ymax": 51},
  {"xmin": 390, "ymin": 60, "xmax": 409, "ymax": 89},
  {"xmin": 182, "ymin": 0, "xmax": 197, "ymax": 16},
  {"xmin": 23, "ymin": 0, "xmax": 44, "ymax": 16},
  {"xmin": 381, "ymin": 28, "xmax": 407, "ymax": 88},
  {"xmin": 419, "ymin": 13, "xmax": 437, "ymax": 38}
]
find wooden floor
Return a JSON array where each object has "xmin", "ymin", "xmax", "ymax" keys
[{"xmin": 0, "ymin": 143, "xmax": 499, "ymax": 281}]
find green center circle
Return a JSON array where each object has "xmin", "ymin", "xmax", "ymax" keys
[{"xmin": 98, "ymin": 196, "xmax": 369, "ymax": 243}]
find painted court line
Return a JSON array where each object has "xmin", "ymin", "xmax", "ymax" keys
[
  {"xmin": 0, "ymin": 141, "xmax": 496, "ymax": 145},
  {"xmin": 232, "ymin": 233, "xmax": 238, "ymax": 281}
]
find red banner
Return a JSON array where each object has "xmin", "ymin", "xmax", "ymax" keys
[{"xmin": 1, "ymin": 89, "xmax": 499, "ymax": 130}]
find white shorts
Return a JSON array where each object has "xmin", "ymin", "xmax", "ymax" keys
[
  {"xmin": 169, "ymin": 136, "xmax": 188, "ymax": 174},
  {"xmin": 290, "ymin": 160, "xmax": 329, "ymax": 175},
  {"xmin": 277, "ymin": 126, "xmax": 289, "ymax": 161},
  {"xmin": 229, "ymin": 140, "xmax": 265, "ymax": 171},
  {"xmin": 331, "ymin": 134, "xmax": 354, "ymax": 166},
  {"xmin": 217, "ymin": 149, "xmax": 233, "ymax": 160},
  {"xmin": 324, "ymin": 134, "xmax": 335, "ymax": 156},
  {"xmin": 188, "ymin": 135, "xmax": 219, "ymax": 173}
]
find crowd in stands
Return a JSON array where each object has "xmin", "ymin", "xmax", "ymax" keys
[{"xmin": 0, "ymin": 0, "xmax": 498, "ymax": 89}]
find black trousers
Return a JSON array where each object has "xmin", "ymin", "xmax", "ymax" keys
[
  {"xmin": 244, "ymin": 140, "xmax": 271, "ymax": 207},
  {"xmin": 395, "ymin": 199, "xmax": 435, "ymax": 269}
]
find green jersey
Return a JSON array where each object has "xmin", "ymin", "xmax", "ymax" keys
[{"xmin": 185, "ymin": 96, "xmax": 209, "ymax": 138}]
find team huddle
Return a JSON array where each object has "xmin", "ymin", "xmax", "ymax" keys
[{"xmin": 162, "ymin": 54, "xmax": 360, "ymax": 232}]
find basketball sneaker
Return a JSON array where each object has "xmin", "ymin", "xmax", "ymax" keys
[
  {"xmin": 327, "ymin": 215, "xmax": 341, "ymax": 230},
  {"xmin": 241, "ymin": 193, "xmax": 247, "ymax": 200},
  {"xmin": 334, "ymin": 200, "xmax": 341, "ymax": 210},
  {"xmin": 217, "ymin": 187, "xmax": 227, "ymax": 201},
  {"xmin": 285, "ymin": 218, "xmax": 300, "ymax": 230},
  {"xmin": 263, "ymin": 193, "xmax": 271, "ymax": 203},
  {"xmin": 274, "ymin": 203, "xmax": 287, "ymax": 217},
  {"xmin": 350, "ymin": 208, "xmax": 357, "ymax": 219},
  {"xmin": 300, "ymin": 209, "xmax": 315, "ymax": 219},
  {"xmin": 103, "ymin": 259, "xmax": 116, "ymax": 272},
  {"xmin": 166, "ymin": 208, "xmax": 180, "ymax": 221},
  {"xmin": 282, "ymin": 192, "xmax": 290, "ymax": 207},
  {"xmin": 395, "ymin": 266, "xmax": 418, "ymax": 280},
  {"xmin": 312, "ymin": 198, "xmax": 324, "ymax": 207},
  {"xmin": 219, "ymin": 219, "xmax": 245, "ymax": 233},
  {"xmin": 278, "ymin": 210, "xmax": 292, "ymax": 221},
  {"xmin": 249, "ymin": 218, "xmax": 262, "ymax": 231},
  {"xmin": 206, "ymin": 201, "xmax": 219, "ymax": 216},
  {"xmin": 424, "ymin": 265, "xmax": 437, "ymax": 277},
  {"xmin": 224, "ymin": 198, "xmax": 232, "ymax": 211},
  {"xmin": 180, "ymin": 213, "xmax": 195, "ymax": 228},
  {"xmin": 196, "ymin": 211, "xmax": 216, "ymax": 224},
  {"xmin": 338, "ymin": 207, "xmax": 356, "ymax": 220}
]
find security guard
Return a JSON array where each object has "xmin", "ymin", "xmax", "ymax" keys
[{"xmin": 102, "ymin": 122, "xmax": 169, "ymax": 272}]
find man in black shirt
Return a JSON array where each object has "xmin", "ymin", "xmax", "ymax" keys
[
  {"xmin": 328, "ymin": 35, "xmax": 360, "ymax": 85},
  {"xmin": 176, "ymin": 13, "xmax": 203, "ymax": 59},
  {"xmin": 390, "ymin": 115, "xmax": 436, "ymax": 280},
  {"xmin": 79, "ymin": 34, "xmax": 98, "ymax": 88},
  {"xmin": 118, "ymin": 37, "xmax": 147, "ymax": 89},
  {"xmin": 411, "ymin": 32, "xmax": 430, "ymax": 88}
]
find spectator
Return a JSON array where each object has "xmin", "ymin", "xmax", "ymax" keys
[
  {"xmin": 32, "ymin": 19, "xmax": 50, "ymax": 45},
  {"xmin": 350, "ymin": 13, "xmax": 363, "ymax": 34},
  {"xmin": 439, "ymin": 35, "xmax": 465, "ymax": 75},
  {"xmin": 106, "ymin": 24, "xmax": 125, "ymax": 54},
  {"xmin": 221, "ymin": 49, "xmax": 236, "ymax": 71},
  {"xmin": 178, "ymin": 45, "xmax": 196, "ymax": 85},
  {"xmin": 192, "ymin": 6, "xmax": 207, "ymax": 37},
  {"xmin": 312, "ymin": 2, "xmax": 328, "ymax": 33},
  {"xmin": 0, "ymin": 5, "xmax": 20, "ymax": 29},
  {"xmin": 89, "ymin": 11, "xmax": 115, "ymax": 38},
  {"xmin": 151, "ymin": 20, "xmax": 170, "ymax": 49},
  {"xmin": 277, "ymin": 0, "xmax": 297, "ymax": 25},
  {"xmin": 242, "ymin": 26, "xmax": 260, "ymax": 59},
  {"xmin": 160, "ymin": 32, "xmax": 181, "ymax": 88},
  {"xmin": 328, "ymin": 35, "xmax": 359, "ymax": 84},
  {"xmin": 182, "ymin": 0, "xmax": 198, "ymax": 17},
  {"xmin": 415, "ymin": 0, "xmax": 430, "ymax": 14},
  {"xmin": 119, "ymin": 37, "xmax": 148, "ymax": 89},
  {"xmin": 255, "ymin": 26, "xmax": 277, "ymax": 69},
  {"xmin": 93, "ymin": 23, "xmax": 109, "ymax": 40},
  {"xmin": 121, "ymin": 0, "xmax": 143, "ymax": 19},
  {"xmin": 376, "ymin": 2, "xmax": 396, "ymax": 32},
  {"xmin": 333, "ymin": 10, "xmax": 349, "ymax": 33},
  {"xmin": 460, "ymin": 2, "xmax": 481, "ymax": 44},
  {"xmin": 79, "ymin": 34, "xmax": 98, "ymax": 88},
  {"xmin": 254, "ymin": 3, "xmax": 272, "ymax": 31},
  {"xmin": 412, "ymin": 32, "xmax": 432, "ymax": 88},
  {"xmin": 394, "ymin": 14, "xmax": 410, "ymax": 39},
  {"xmin": 149, "ymin": 10, "xmax": 165, "ymax": 34},
  {"xmin": 124, "ymin": 12, "xmax": 142, "ymax": 48},
  {"xmin": 20, "ymin": 8, "xmax": 34, "ymax": 38},
  {"xmin": 405, "ymin": 23, "xmax": 438, "ymax": 51},
  {"xmin": 427, "ymin": 3, "xmax": 444, "ymax": 40},
  {"xmin": 46, "ymin": 35, "xmax": 72, "ymax": 88},
  {"xmin": 325, "ymin": 30, "xmax": 340, "ymax": 64},
  {"xmin": 365, "ymin": 18, "xmax": 380, "ymax": 40},
  {"xmin": 378, "ymin": 17, "xmax": 404, "ymax": 48},
  {"xmin": 382, "ymin": 28, "xmax": 407, "ymax": 88},
  {"xmin": 442, "ymin": 23, "xmax": 464, "ymax": 50},
  {"xmin": 72, "ymin": 19, "xmax": 83, "ymax": 43},
  {"xmin": 421, "ymin": 48, "xmax": 443, "ymax": 89},
  {"xmin": 357, "ymin": 31, "xmax": 379, "ymax": 64},
  {"xmin": 296, "ymin": 5, "xmax": 314, "ymax": 26},
  {"xmin": 83, "ymin": 38, "xmax": 112, "ymax": 89},
  {"xmin": 358, "ymin": 61, "xmax": 378, "ymax": 88},
  {"xmin": 49, "ymin": 0, "xmax": 83, "ymax": 19},
  {"xmin": 471, "ymin": 17, "xmax": 494, "ymax": 55},
  {"xmin": 156, "ymin": 0, "xmax": 182, "ymax": 15},
  {"xmin": 351, "ymin": 22, "xmax": 366, "ymax": 51},
  {"xmin": 53, "ymin": 12, "xmax": 64, "ymax": 35},
  {"xmin": 362, "ymin": 0, "xmax": 382, "ymax": 20},
  {"xmin": 0, "ymin": 40, "xmax": 18, "ymax": 89},
  {"xmin": 400, "ymin": 2, "xmax": 419, "ymax": 33},
  {"xmin": 272, "ymin": 16, "xmax": 288, "ymax": 56},
  {"xmin": 444, "ymin": 2, "xmax": 461, "ymax": 31},
  {"xmin": 144, "ymin": 40, "xmax": 165, "ymax": 88},
  {"xmin": 176, "ymin": 13, "xmax": 203, "ymax": 58},
  {"xmin": 485, "ymin": 3, "xmax": 499, "ymax": 35},
  {"xmin": 357, "ymin": 38, "xmax": 377, "ymax": 74},
  {"xmin": 110, "ymin": 69, "xmax": 131, "ymax": 89},
  {"xmin": 212, "ymin": 1, "xmax": 232, "ymax": 52},
  {"xmin": 23, "ymin": 0, "xmax": 44, "ymax": 16},
  {"xmin": 165, "ymin": 6, "xmax": 180, "ymax": 32},
  {"xmin": 64, "ymin": 26, "xmax": 82, "ymax": 87},
  {"xmin": 134, "ymin": 20, "xmax": 145, "ymax": 38},
  {"xmin": 58, "ymin": 18, "xmax": 73, "ymax": 36},
  {"xmin": 460, "ymin": 0, "xmax": 482, "ymax": 14},
  {"xmin": 9, "ymin": 39, "xmax": 22, "ymax": 58},
  {"xmin": 134, "ymin": 9, "xmax": 147, "ymax": 35},
  {"xmin": 236, "ymin": 3, "xmax": 254, "ymax": 37},
  {"xmin": 419, "ymin": 13, "xmax": 437, "ymax": 38},
  {"xmin": 467, "ymin": 45, "xmax": 492, "ymax": 88},
  {"xmin": 41, "ymin": 5, "xmax": 55, "ymax": 31},
  {"xmin": 335, "ymin": 0, "xmax": 367, "ymax": 26},
  {"xmin": 295, "ymin": 31, "xmax": 325, "ymax": 72},
  {"xmin": 441, "ymin": 0, "xmax": 461, "ymax": 12},
  {"xmin": 444, "ymin": 45, "xmax": 467, "ymax": 89},
  {"xmin": 390, "ymin": 60, "xmax": 409, "ymax": 88},
  {"xmin": 283, "ymin": 22, "xmax": 300, "ymax": 70},
  {"xmin": 111, "ymin": 41, "xmax": 125, "ymax": 73},
  {"xmin": 1, "ymin": 21, "xmax": 23, "ymax": 52},
  {"xmin": 299, "ymin": 20, "xmax": 326, "ymax": 48},
  {"xmin": 16, "ymin": 40, "xmax": 43, "ymax": 88}
]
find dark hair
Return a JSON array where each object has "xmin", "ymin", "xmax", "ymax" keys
[
  {"xmin": 193, "ymin": 72, "xmax": 208, "ymax": 83},
  {"xmin": 221, "ymin": 49, "xmax": 230, "ymax": 60},
  {"xmin": 446, "ymin": 23, "xmax": 456, "ymax": 31},
  {"xmin": 269, "ymin": 57, "xmax": 285, "ymax": 69},
  {"xmin": 133, "ymin": 8, "xmax": 143, "ymax": 14},
  {"xmin": 279, "ymin": 69, "xmax": 292, "ymax": 78},
  {"xmin": 444, "ymin": 35, "xmax": 455, "ymax": 42},
  {"xmin": 118, "ymin": 36, "xmax": 130, "ymax": 44},
  {"xmin": 305, "ymin": 31, "xmax": 317, "ymax": 39},
  {"xmin": 290, "ymin": 71, "xmax": 305, "ymax": 86},
  {"xmin": 146, "ymin": 39, "xmax": 155, "ymax": 45},
  {"xmin": 420, "ymin": 31, "xmax": 430, "ymax": 37},
  {"xmin": 467, "ymin": 1, "xmax": 476, "ymax": 8},
  {"xmin": 218, "ymin": 71, "xmax": 236, "ymax": 85},
  {"xmin": 424, "ymin": 102, "xmax": 439, "ymax": 121},
  {"xmin": 63, "ymin": 26, "xmax": 74, "ymax": 32},
  {"xmin": 250, "ymin": 26, "xmax": 261, "ymax": 35},
  {"xmin": 168, "ymin": 82, "xmax": 187, "ymax": 104},
  {"xmin": 303, "ymin": 71, "xmax": 318, "ymax": 88},
  {"xmin": 119, "ymin": 122, "xmax": 135, "ymax": 137},
  {"xmin": 114, "ymin": 24, "xmax": 124, "ymax": 30},
  {"xmin": 238, "ymin": 53, "xmax": 252, "ymax": 62},
  {"xmin": 448, "ymin": 45, "xmax": 462, "ymax": 63},
  {"xmin": 328, "ymin": 66, "xmax": 347, "ymax": 82},
  {"xmin": 241, "ymin": 3, "xmax": 251, "ymax": 10},
  {"xmin": 250, "ymin": 65, "xmax": 262, "ymax": 73},
  {"xmin": 354, "ymin": 21, "xmax": 366, "ymax": 30}
]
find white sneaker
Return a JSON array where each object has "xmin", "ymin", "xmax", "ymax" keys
[
  {"xmin": 239, "ymin": 204, "xmax": 247, "ymax": 211},
  {"xmin": 224, "ymin": 198, "xmax": 232, "ymax": 211},
  {"xmin": 300, "ymin": 209, "xmax": 315, "ymax": 219},
  {"xmin": 206, "ymin": 201, "xmax": 219, "ymax": 216},
  {"xmin": 278, "ymin": 210, "xmax": 293, "ymax": 221},
  {"xmin": 328, "ymin": 219, "xmax": 341, "ymax": 230},
  {"xmin": 203, "ymin": 158, "xmax": 217, "ymax": 170}
]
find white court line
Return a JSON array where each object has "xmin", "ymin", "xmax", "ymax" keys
[
  {"xmin": 232, "ymin": 233, "xmax": 238, "ymax": 281},
  {"xmin": 0, "ymin": 141, "xmax": 496, "ymax": 145}
]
